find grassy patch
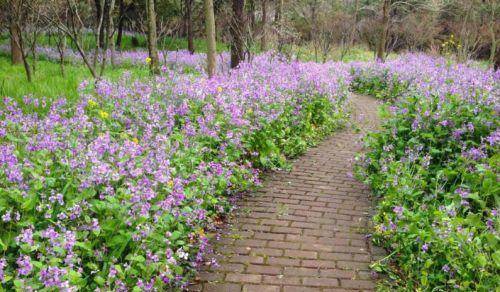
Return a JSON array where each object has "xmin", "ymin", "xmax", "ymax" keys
[
  {"xmin": 0, "ymin": 56, "xmax": 149, "ymax": 101},
  {"xmin": 0, "ymin": 33, "xmax": 228, "ymax": 53}
]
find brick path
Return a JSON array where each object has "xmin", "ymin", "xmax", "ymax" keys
[{"xmin": 190, "ymin": 95, "xmax": 384, "ymax": 292}]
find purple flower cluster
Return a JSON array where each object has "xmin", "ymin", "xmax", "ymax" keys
[
  {"xmin": 351, "ymin": 53, "xmax": 499, "ymax": 102},
  {"xmin": 355, "ymin": 54, "xmax": 499, "ymax": 289},
  {"xmin": 0, "ymin": 53, "xmax": 351, "ymax": 289}
]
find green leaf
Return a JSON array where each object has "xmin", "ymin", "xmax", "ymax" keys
[
  {"xmin": 492, "ymin": 251, "xmax": 500, "ymax": 268},
  {"xmin": 21, "ymin": 193, "xmax": 38, "ymax": 211},
  {"xmin": 477, "ymin": 254, "xmax": 487, "ymax": 267},
  {"xmin": 94, "ymin": 275, "xmax": 105, "ymax": 286}
]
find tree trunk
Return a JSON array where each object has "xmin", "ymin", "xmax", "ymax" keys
[
  {"xmin": 351, "ymin": 0, "xmax": 359, "ymax": 46},
  {"xmin": 63, "ymin": 0, "xmax": 98, "ymax": 78},
  {"xmin": 16, "ymin": 23, "xmax": 32, "ymax": 82},
  {"xmin": 30, "ymin": 29, "xmax": 40, "ymax": 73},
  {"xmin": 10, "ymin": 23, "xmax": 23, "ymax": 64},
  {"xmin": 146, "ymin": 0, "xmax": 160, "ymax": 74},
  {"xmin": 311, "ymin": 0, "xmax": 318, "ymax": 61},
  {"xmin": 58, "ymin": 36, "xmax": 66, "ymax": 77},
  {"xmin": 494, "ymin": 49, "xmax": 499, "ymax": 70},
  {"xmin": 95, "ymin": 0, "xmax": 107, "ymax": 48},
  {"xmin": 275, "ymin": 0, "xmax": 282, "ymax": 23},
  {"xmin": 116, "ymin": 0, "xmax": 125, "ymax": 50},
  {"xmin": 376, "ymin": 0, "xmax": 390, "ymax": 61},
  {"xmin": 204, "ymin": 0, "xmax": 217, "ymax": 77},
  {"xmin": 108, "ymin": 0, "xmax": 116, "ymax": 67},
  {"xmin": 231, "ymin": 0, "xmax": 245, "ymax": 68},
  {"xmin": 186, "ymin": 0, "xmax": 194, "ymax": 53},
  {"xmin": 100, "ymin": 0, "xmax": 116, "ymax": 76},
  {"xmin": 491, "ymin": 30, "xmax": 497, "ymax": 68},
  {"xmin": 488, "ymin": 0, "xmax": 497, "ymax": 68},
  {"xmin": 94, "ymin": 0, "xmax": 105, "ymax": 69},
  {"xmin": 261, "ymin": 0, "xmax": 267, "ymax": 51},
  {"xmin": 249, "ymin": 0, "xmax": 256, "ymax": 31}
]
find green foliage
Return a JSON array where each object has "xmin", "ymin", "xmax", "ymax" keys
[
  {"xmin": 0, "ymin": 69, "xmax": 348, "ymax": 290},
  {"xmin": 355, "ymin": 79, "xmax": 500, "ymax": 290},
  {"xmin": 244, "ymin": 96, "xmax": 347, "ymax": 169},
  {"xmin": 0, "ymin": 56, "xmax": 149, "ymax": 101},
  {"xmin": 350, "ymin": 69, "xmax": 409, "ymax": 101}
]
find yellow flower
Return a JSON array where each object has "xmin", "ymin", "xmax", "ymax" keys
[
  {"xmin": 88, "ymin": 100, "xmax": 97, "ymax": 108},
  {"xmin": 132, "ymin": 137, "xmax": 139, "ymax": 144},
  {"xmin": 197, "ymin": 228, "xmax": 205, "ymax": 237},
  {"xmin": 167, "ymin": 180, "xmax": 174, "ymax": 188},
  {"xmin": 246, "ymin": 108, "xmax": 253, "ymax": 114},
  {"xmin": 99, "ymin": 110, "xmax": 109, "ymax": 119},
  {"xmin": 146, "ymin": 57, "xmax": 152, "ymax": 64},
  {"xmin": 217, "ymin": 86, "xmax": 223, "ymax": 93}
]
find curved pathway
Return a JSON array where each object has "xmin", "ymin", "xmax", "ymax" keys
[{"xmin": 190, "ymin": 95, "xmax": 384, "ymax": 292}]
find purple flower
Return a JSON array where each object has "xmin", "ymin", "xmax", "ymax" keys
[
  {"xmin": 39, "ymin": 266, "xmax": 68, "ymax": 289},
  {"xmin": 442, "ymin": 264, "xmax": 450, "ymax": 273},
  {"xmin": 439, "ymin": 120, "xmax": 450, "ymax": 127},
  {"xmin": 16, "ymin": 255, "xmax": 33, "ymax": 276},
  {"xmin": 485, "ymin": 130, "xmax": 500, "ymax": 146},
  {"xmin": 0, "ymin": 258, "xmax": 7, "ymax": 281},
  {"xmin": 393, "ymin": 206, "xmax": 404, "ymax": 217},
  {"xmin": 463, "ymin": 147, "xmax": 486, "ymax": 160},
  {"xmin": 422, "ymin": 243, "xmax": 429, "ymax": 252},
  {"xmin": 16, "ymin": 227, "xmax": 34, "ymax": 246},
  {"xmin": 452, "ymin": 129, "xmax": 464, "ymax": 140},
  {"xmin": 456, "ymin": 188, "xmax": 469, "ymax": 199},
  {"xmin": 1, "ymin": 211, "xmax": 11, "ymax": 222}
]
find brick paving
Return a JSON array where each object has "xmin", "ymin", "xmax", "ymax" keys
[{"xmin": 190, "ymin": 95, "xmax": 385, "ymax": 292}]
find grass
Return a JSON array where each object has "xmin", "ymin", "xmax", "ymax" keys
[
  {"xmin": 0, "ymin": 33, "xmax": 228, "ymax": 53},
  {"xmin": 283, "ymin": 44, "xmax": 398, "ymax": 63},
  {"xmin": 0, "ymin": 33, "xmax": 230, "ymax": 102},
  {"xmin": 0, "ymin": 56, "xmax": 149, "ymax": 101}
]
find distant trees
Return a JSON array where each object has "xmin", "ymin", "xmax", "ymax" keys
[{"xmin": 0, "ymin": 0, "xmax": 497, "ymax": 76}]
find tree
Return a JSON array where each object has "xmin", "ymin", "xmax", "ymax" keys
[
  {"xmin": 146, "ymin": 0, "xmax": 160, "ymax": 74},
  {"xmin": 230, "ymin": 0, "xmax": 245, "ymax": 68},
  {"xmin": 99, "ymin": 0, "xmax": 116, "ymax": 75},
  {"xmin": 39, "ymin": 0, "xmax": 108, "ymax": 78},
  {"xmin": 204, "ymin": 0, "xmax": 217, "ymax": 77},
  {"xmin": 275, "ymin": 0, "xmax": 283, "ymax": 22},
  {"xmin": 9, "ymin": 15, "xmax": 23, "ymax": 64},
  {"xmin": 185, "ymin": 0, "xmax": 194, "ymax": 53},
  {"xmin": 7, "ymin": 0, "xmax": 32, "ymax": 81},
  {"xmin": 116, "ymin": 0, "xmax": 127, "ymax": 50},
  {"xmin": 376, "ymin": 0, "xmax": 390, "ymax": 61},
  {"xmin": 485, "ymin": 0, "xmax": 498, "ymax": 68},
  {"xmin": 261, "ymin": 0, "xmax": 267, "ymax": 51}
]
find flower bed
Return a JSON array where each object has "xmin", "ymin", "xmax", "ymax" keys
[
  {"xmin": 0, "ymin": 55, "xmax": 351, "ymax": 290},
  {"xmin": 353, "ymin": 54, "xmax": 500, "ymax": 290}
]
